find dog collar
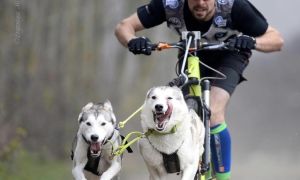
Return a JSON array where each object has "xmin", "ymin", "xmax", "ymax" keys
[
  {"xmin": 81, "ymin": 134, "xmax": 90, "ymax": 144},
  {"xmin": 103, "ymin": 129, "xmax": 116, "ymax": 145},
  {"xmin": 145, "ymin": 124, "xmax": 178, "ymax": 136}
]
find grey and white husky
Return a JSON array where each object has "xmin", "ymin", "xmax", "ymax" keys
[
  {"xmin": 72, "ymin": 100, "xmax": 121, "ymax": 180},
  {"xmin": 139, "ymin": 86, "xmax": 205, "ymax": 180}
]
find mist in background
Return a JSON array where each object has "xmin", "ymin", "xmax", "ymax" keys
[{"xmin": 0, "ymin": 0, "xmax": 299, "ymax": 179}]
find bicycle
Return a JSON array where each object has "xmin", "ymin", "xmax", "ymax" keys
[{"xmin": 148, "ymin": 31, "xmax": 234, "ymax": 180}]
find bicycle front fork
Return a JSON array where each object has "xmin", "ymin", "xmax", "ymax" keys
[{"xmin": 202, "ymin": 80, "xmax": 211, "ymax": 170}]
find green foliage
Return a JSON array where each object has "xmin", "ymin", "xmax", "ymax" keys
[
  {"xmin": 0, "ymin": 128, "xmax": 72, "ymax": 179},
  {"xmin": 0, "ymin": 151, "xmax": 72, "ymax": 180},
  {"xmin": 0, "ymin": 127, "xmax": 26, "ymax": 160}
]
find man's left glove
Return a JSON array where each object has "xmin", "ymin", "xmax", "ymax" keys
[
  {"xmin": 228, "ymin": 35, "xmax": 256, "ymax": 51},
  {"xmin": 127, "ymin": 37, "xmax": 152, "ymax": 55}
]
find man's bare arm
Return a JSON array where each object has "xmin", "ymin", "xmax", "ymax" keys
[
  {"xmin": 115, "ymin": 13, "xmax": 145, "ymax": 47},
  {"xmin": 255, "ymin": 26, "xmax": 284, "ymax": 52}
]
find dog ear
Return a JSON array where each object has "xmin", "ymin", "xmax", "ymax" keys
[
  {"xmin": 146, "ymin": 87, "xmax": 155, "ymax": 99},
  {"xmin": 78, "ymin": 112, "xmax": 84, "ymax": 123},
  {"xmin": 172, "ymin": 86, "xmax": 184, "ymax": 101},
  {"xmin": 82, "ymin": 102, "xmax": 94, "ymax": 111},
  {"xmin": 103, "ymin": 100, "xmax": 116, "ymax": 125},
  {"xmin": 110, "ymin": 113, "xmax": 117, "ymax": 125},
  {"xmin": 103, "ymin": 99, "xmax": 113, "ymax": 112}
]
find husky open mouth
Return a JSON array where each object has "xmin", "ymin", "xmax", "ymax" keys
[
  {"xmin": 153, "ymin": 103, "xmax": 173, "ymax": 131},
  {"xmin": 90, "ymin": 142, "xmax": 101, "ymax": 157}
]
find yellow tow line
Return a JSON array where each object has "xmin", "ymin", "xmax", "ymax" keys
[
  {"xmin": 113, "ymin": 131, "xmax": 144, "ymax": 156},
  {"xmin": 113, "ymin": 104, "xmax": 144, "ymax": 157},
  {"xmin": 118, "ymin": 105, "xmax": 144, "ymax": 129}
]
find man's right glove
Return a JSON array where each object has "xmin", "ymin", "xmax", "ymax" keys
[
  {"xmin": 228, "ymin": 35, "xmax": 256, "ymax": 51},
  {"xmin": 127, "ymin": 37, "xmax": 152, "ymax": 55}
]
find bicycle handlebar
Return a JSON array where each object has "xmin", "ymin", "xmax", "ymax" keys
[
  {"xmin": 148, "ymin": 36, "xmax": 236, "ymax": 88},
  {"xmin": 150, "ymin": 41, "xmax": 238, "ymax": 52}
]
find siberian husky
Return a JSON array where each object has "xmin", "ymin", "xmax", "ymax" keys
[
  {"xmin": 72, "ymin": 100, "xmax": 121, "ymax": 180},
  {"xmin": 139, "ymin": 86, "xmax": 205, "ymax": 180}
]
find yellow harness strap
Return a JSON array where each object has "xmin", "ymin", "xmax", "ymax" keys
[{"xmin": 113, "ymin": 131, "xmax": 144, "ymax": 156}]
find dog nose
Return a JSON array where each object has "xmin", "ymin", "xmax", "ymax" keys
[
  {"xmin": 91, "ymin": 135, "xmax": 99, "ymax": 142},
  {"xmin": 155, "ymin": 104, "xmax": 163, "ymax": 111}
]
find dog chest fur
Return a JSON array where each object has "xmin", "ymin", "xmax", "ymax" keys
[{"xmin": 145, "ymin": 121, "xmax": 190, "ymax": 154}]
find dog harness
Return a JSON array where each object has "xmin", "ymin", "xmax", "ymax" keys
[
  {"xmin": 163, "ymin": 0, "xmax": 240, "ymax": 42},
  {"xmin": 145, "ymin": 125, "xmax": 183, "ymax": 174},
  {"xmin": 162, "ymin": 152, "xmax": 181, "ymax": 173},
  {"xmin": 84, "ymin": 150, "xmax": 102, "ymax": 176}
]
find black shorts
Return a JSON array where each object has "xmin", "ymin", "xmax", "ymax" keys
[{"xmin": 179, "ymin": 51, "xmax": 250, "ymax": 95}]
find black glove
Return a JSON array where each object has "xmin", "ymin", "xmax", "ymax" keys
[
  {"xmin": 228, "ymin": 35, "xmax": 256, "ymax": 51},
  {"xmin": 127, "ymin": 37, "xmax": 152, "ymax": 55}
]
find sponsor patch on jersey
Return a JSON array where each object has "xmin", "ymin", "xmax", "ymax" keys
[
  {"xmin": 214, "ymin": 16, "xmax": 227, "ymax": 27},
  {"xmin": 168, "ymin": 17, "xmax": 182, "ymax": 28},
  {"xmin": 166, "ymin": 0, "xmax": 179, "ymax": 9},
  {"xmin": 218, "ymin": 0, "xmax": 228, "ymax": 5}
]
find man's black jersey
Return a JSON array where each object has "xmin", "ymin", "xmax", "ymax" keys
[{"xmin": 137, "ymin": 0, "xmax": 268, "ymax": 37}]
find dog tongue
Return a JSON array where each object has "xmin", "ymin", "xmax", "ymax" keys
[
  {"xmin": 157, "ymin": 114, "xmax": 168, "ymax": 122},
  {"xmin": 91, "ymin": 143, "xmax": 101, "ymax": 152},
  {"xmin": 157, "ymin": 103, "xmax": 173, "ymax": 122}
]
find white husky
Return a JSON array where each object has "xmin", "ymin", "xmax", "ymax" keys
[
  {"xmin": 72, "ymin": 100, "xmax": 121, "ymax": 180},
  {"xmin": 139, "ymin": 86, "xmax": 205, "ymax": 180}
]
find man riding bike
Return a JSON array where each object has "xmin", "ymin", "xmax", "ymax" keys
[{"xmin": 115, "ymin": 0, "xmax": 284, "ymax": 179}]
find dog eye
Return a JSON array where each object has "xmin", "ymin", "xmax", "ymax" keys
[
  {"xmin": 101, "ymin": 122, "xmax": 106, "ymax": 126},
  {"xmin": 151, "ymin": 96, "xmax": 156, "ymax": 100},
  {"xmin": 86, "ymin": 122, "xmax": 91, "ymax": 126},
  {"xmin": 167, "ymin": 97, "xmax": 173, "ymax": 100}
]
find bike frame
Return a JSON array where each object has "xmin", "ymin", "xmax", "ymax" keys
[
  {"xmin": 187, "ymin": 55, "xmax": 214, "ymax": 180},
  {"xmin": 181, "ymin": 32, "xmax": 214, "ymax": 180}
]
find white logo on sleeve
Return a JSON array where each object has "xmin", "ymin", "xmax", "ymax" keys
[
  {"xmin": 166, "ymin": 0, "xmax": 179, "ymax": 9},
  {"xmin": 218, "ymin": 0, "xmax": 228, "ymax": 5}
]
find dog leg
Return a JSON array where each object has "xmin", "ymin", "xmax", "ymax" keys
[
  {"xmin": 145, "ymin": 163, "xmax": 169, "ymax": 180},
  {"xmin": 148, "ymin": 167, "xmax": 164, "ymax": 180},
  {"xmin": 100, "ymin": 157, "xmax": 121, "ymax": 180},
  {"xmin": 146, "ymin": 164, "xmax": 159, "ymax": 180},
  {"xmin": 72, "ymin": 163, "xmax": 88, "ymax": 180},
  {"xmin": 72, "ymin": 146, "xmax": 88, "ymax": 180},
  {"xmin": 180, "ymin": 161, "xmax": 199, "ymax": 180}
]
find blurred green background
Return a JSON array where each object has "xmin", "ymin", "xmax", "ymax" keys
[{"xmin": 1, "ymin": 0, "xmax": 299, "ymax": 179}]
